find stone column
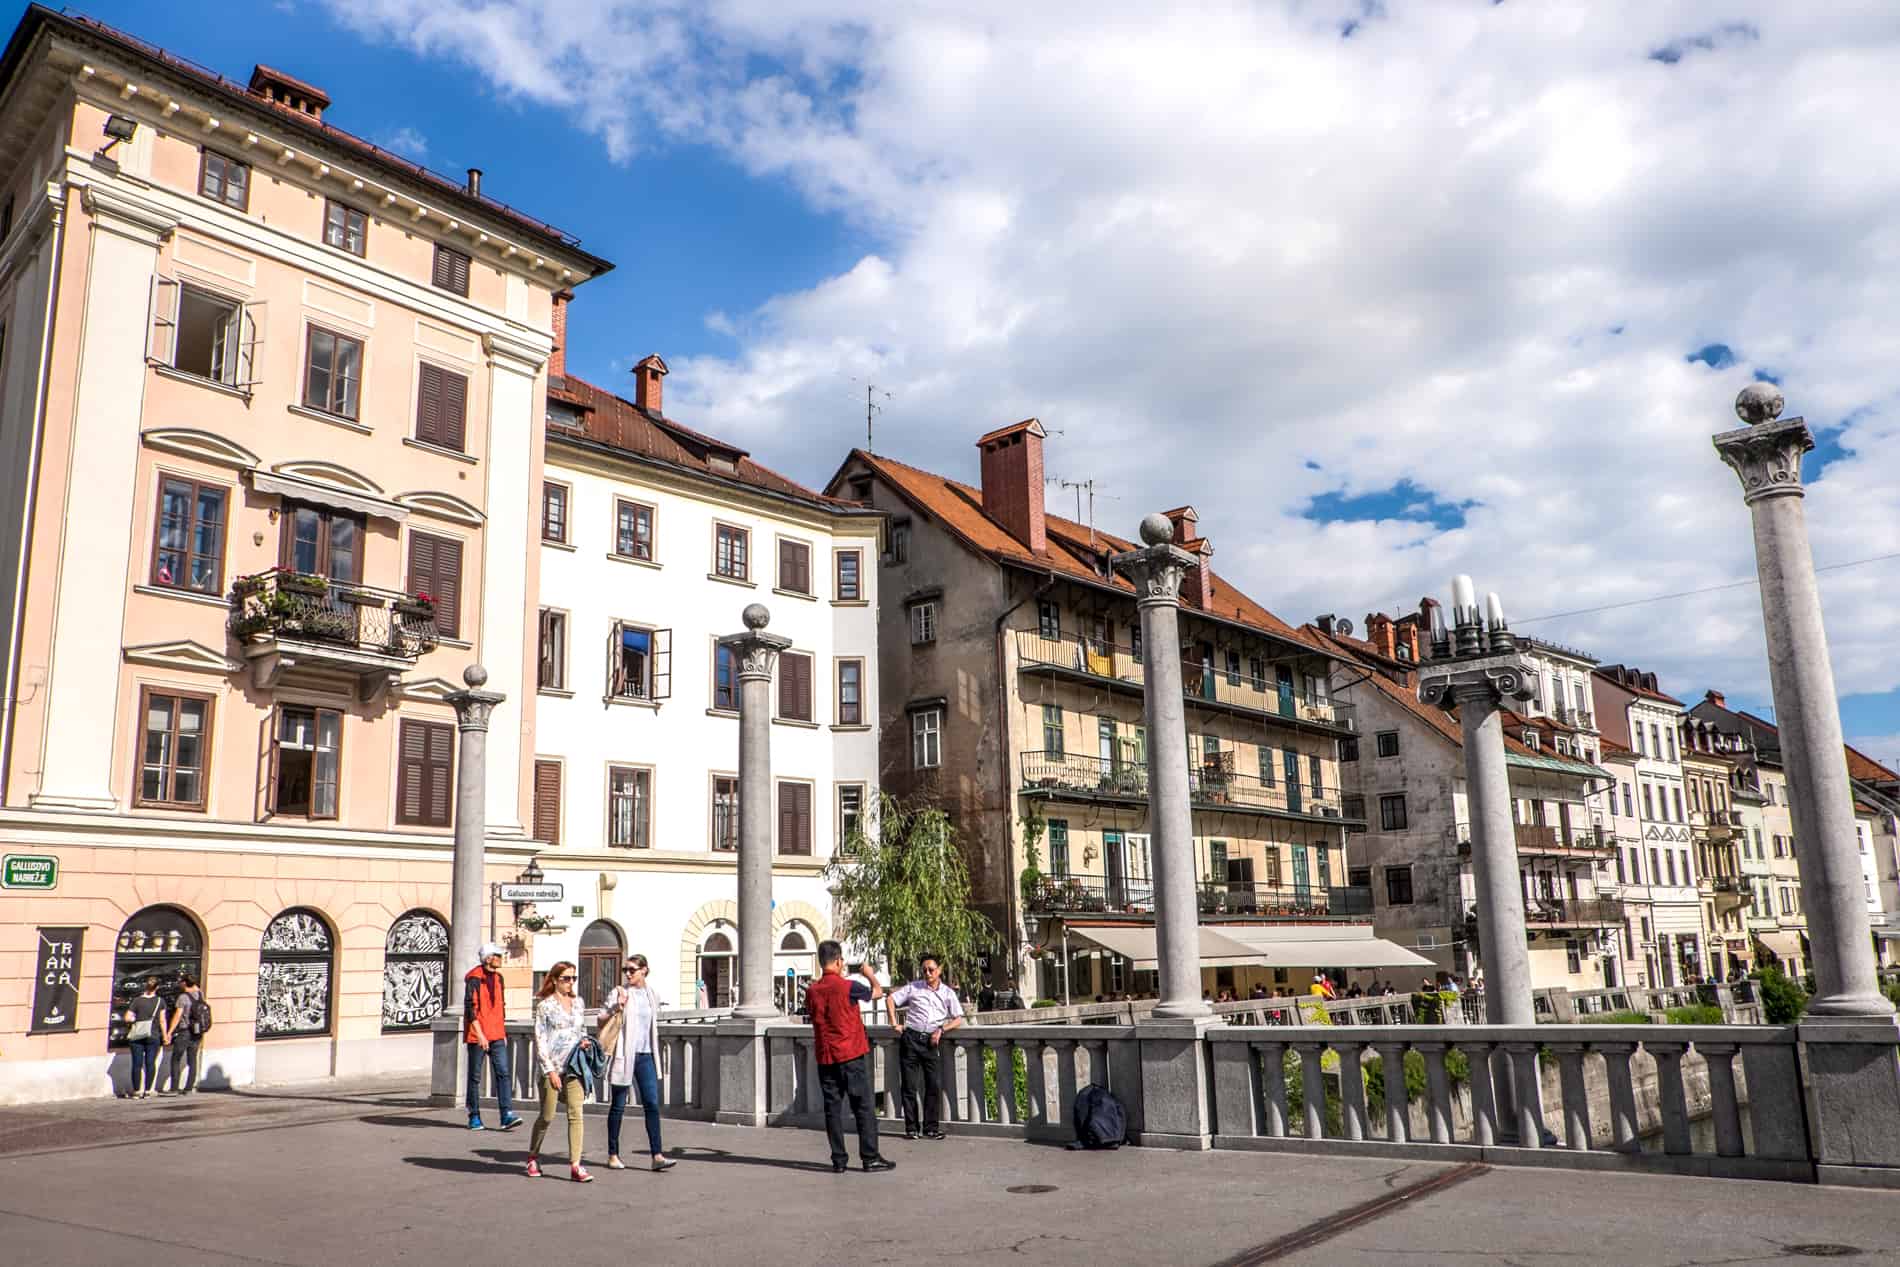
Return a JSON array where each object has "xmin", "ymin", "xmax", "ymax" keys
[
  {"xmin": 714, "ymin": 605, "xmax": 791, "ymax": 1126},
  {"xmin": 446, "ymin": 665, "xmax": 505, "ymax": 989},
  {"xmin": 1111, "ymin": 514, "xmax": 1210, "ymax": 1022},
  {"xmin": 1453, "ymin": 684, "xmax": 1536, "ymax": 1026},
  {"xmin": 1114, "ymin": 514, "xmax": 1216, "ymax": 1150},
  {"xmin": 1715, "ymin": 384, "xmax": 1893, "ymax": 1020}
]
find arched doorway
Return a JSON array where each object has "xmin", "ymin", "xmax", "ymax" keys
[
  {"xmin": 696, "ymin": 925, "xmax": 736, "ymax": 1008},
  {"xmin": 382, "ymin": 910, "xmax": 450, "ymax": 1031},
  {"xmin": 773, "ymin": 923, "xmax": 816, "ymax": 1012},
  {"xmin": 578, "ymin": 920, "xmax": 624, "ymax": 1009},
  {"xmin": 256, "ymin": 909, "xmax": 335, "ymax": 1038},
  {"xmin": 110, "ymin": 905, "xmax": 203, "ymax": 1048}
]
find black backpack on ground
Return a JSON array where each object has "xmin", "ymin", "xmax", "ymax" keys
[{"xmin": 1070, "ymin": 1084, "xmax": 1127, "ymax": 1150}]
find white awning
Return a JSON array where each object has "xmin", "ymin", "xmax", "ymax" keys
[
  {"xmin": 1218, "ymin": 925, "xmax": 1434, "ymax": 969},
  {"xmin": 1753, "ymin": 930, "xmax": 1806, "ymax": 960},
  {"xmin": 1065, "ymin": 925, "xmax": 1267, "ymax": 969}
]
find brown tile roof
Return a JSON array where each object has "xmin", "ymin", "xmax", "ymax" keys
[
  {"xmin": 1593, "ymin": 669, "xmax": 1684, "ymax": 707},
  {"xmin": 1598, "ymin": 738, "xmax": 1637, "ymax": 761},
  {"xmin": 849, "ymin": 449, "xmax": 1317, "ymax": 650},
  {"xmin": 552, "ymin": 375, "xmax": 869, "ymax": 515},
  {"xmin": 1845, "ymin": 743, "xmax": 1899, "ymax": 784}
]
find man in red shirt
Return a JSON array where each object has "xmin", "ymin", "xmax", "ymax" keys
[{"xmin": 806, "ymin": 940, "xmax": 895, "ymax": 1173}]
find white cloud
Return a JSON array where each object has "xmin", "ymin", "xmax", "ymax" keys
[
  {"xmin": 378, "ymin": 125, "xmax": 429, "ymax": 159},
  {"xmin": 325, "ymin": 0, "xmax": 1900, "ymax": 712}
]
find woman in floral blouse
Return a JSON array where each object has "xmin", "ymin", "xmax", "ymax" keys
[{"xmin": 527, "ymin": 960, "xmax": 592, "ymax": 1182}]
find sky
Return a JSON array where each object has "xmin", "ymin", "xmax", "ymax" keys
[{"xmin": 38, "ymin": 1, "xmax": 1900, "ymax": 769}]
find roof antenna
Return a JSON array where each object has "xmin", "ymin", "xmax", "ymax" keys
[
  {"xmin": 1047, "ymin": 475, "xmax": 1115, "ymax": 551},
  {"xmin": 849, "ymin": 378, "xmax": 892, "ymax": 452}
]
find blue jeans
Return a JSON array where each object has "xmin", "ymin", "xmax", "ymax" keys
[
  {"xmin": 128, "ymin": 1037, "xmax": 159, "ymax": 1093},
  {"xmin": 607, "ymin": 1052, "xmax": 663, "ymax": 1157},
  {"xmin": 466, "ymin": 1039, "xmax": 514, "ymax": 1120}
]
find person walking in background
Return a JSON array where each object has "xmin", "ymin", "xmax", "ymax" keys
[
  {"xmin": 887, "ymin": 953, "xmax": 964, "ymax": 1140},
  {"xmin": 598, "ymin": 953, "xmax": 675, "ymax": 1173},
  {"xmin": 809, "ymin": 940, "xmax": 894, "ymax": 1173},
  {"xmin": 122, "ymin": 976, "xmax": 164, "ymax": 1099},
  {"xmin": 158, "ymin": 973, "xmax": 204, "ymax": 1096},
  {"xmin": 527, "ymin": 960, "xmax": 593, "ymax": 1182},
  {"xmin": 463, "ymin": 943, "xmax": 521, "ymax": 1133}
]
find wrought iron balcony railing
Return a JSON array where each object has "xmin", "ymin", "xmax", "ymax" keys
[
  {"xmin": 229, "ymin": 570, "xmax": 438, "ymax": 663},
  {"xmin": 1018, "ymin": 751, "xmax": 1359, "ymax": 823},
  {"xmin": 1026, "ymin": 875, "xmax": 1155, "ymax": 915},
  {"xmin": 1197, "ymin": 882, "xmax": 1374, "ymax": 918},
  {"xmin": 1450, "ymin": 822, "xmax": 1615, "ymax": 858},
  {"xmin": 1521, "ymin": 895, "xmax": 1625, "ymax": 927}
]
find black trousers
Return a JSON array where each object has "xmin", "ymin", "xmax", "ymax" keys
[
  {"xmin": 819, "ymin": 1054, "xmax": 881, "ymax": 1165},
  {"xmin": 898, "ymin": 1029, "xmax": 944, "ymax": 1133},
  {"xmin": 162, "ymin": 1038, "xmax": 199, "ymax": 1093}
]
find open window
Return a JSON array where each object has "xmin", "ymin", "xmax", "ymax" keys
[
  {"xmin": 149, "ymin": 276, "xmax": 264, "ymax": 393},
  {"xmin": 608, "ymin": 622, "xmax": 672, "ymax": 701},
  {"xmin": 270, "ymin": 706, "xmax": 341, "ymax": 819}
]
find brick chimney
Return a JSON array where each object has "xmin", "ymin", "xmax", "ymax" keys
[
  {"xmin": 633, "ymin": 354, "xmax": 667, "ymax": 416},
  {"xmin": 1364, "ymin": 612, "xmax": 1397, "ymax": 660},
  {"xmin": 1394, "ymin": 613, "xmax": 1422, "ymax": 663},
  {"xmin": 976, "ymin": 419, "xmax": 1047, "ymax": 554},
  {"xmin": 247, "ymin": 65, "xmax": 330, "ymax": 122},
  {"xmin": 549, "ymin": 290, "xmax": 572, "ymax": 384},
  {"xmin": 1705, "ymin": 689, "xmax": 1726, "ymax": 709},
  {"xmin": 1315, "ymin": 614, "xmax": 1337, "ymax": 637},
  {"xmin": 1162, "ymin": 507, "xmax": 1213, "ymax": 609}
]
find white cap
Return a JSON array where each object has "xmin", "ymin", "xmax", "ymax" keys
[{"xmin": 479, "ymin": 942, "xmax": 504, "ymax": 961}]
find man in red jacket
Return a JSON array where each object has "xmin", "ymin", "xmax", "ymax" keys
[
  {"xmin": 463, "ymin": 943, "xmax": 521, "ymax": 1132},
  {"xmin": 806, "ymin": 941, "xmax": 895, "ymax": 1173}
]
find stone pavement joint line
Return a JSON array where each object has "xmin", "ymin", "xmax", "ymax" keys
[{"xmin": 1211, "ymin": 1161, "xmax": 1492, "ymax": 1265}]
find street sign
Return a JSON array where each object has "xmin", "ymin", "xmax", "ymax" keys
[
  {"xmin": 497, "ymin": 882, "xmax": 563, "ymax": 903},
  {"xmin": 2, "ymin": 855, "xmax": 57, "ymax": 889}
]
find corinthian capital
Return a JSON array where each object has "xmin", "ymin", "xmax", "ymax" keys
[
  {"xmin": 720, "ymin": 602, "xmax": 792, "ymax": 680},
  {"xmin": 1713, "ymin": 415, "xmax": 1812, "ymax": 506},
  {"xmin": 447, "ymin": 664, "xmax": 507, "ymax": 732},
  {"xmin": 1111, "ymin": 512, "xmax": 1198, "ymax": 609}
]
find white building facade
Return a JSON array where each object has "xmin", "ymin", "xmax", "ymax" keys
[{"xmin": 526, "ymin": 356, "xmax": 881, "ymax": 1010}]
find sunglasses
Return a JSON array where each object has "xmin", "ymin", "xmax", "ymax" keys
[
  {"xmin": 556, "ymin": 975, "xmax": 577, "ymax": 983},
  {"xmin": 622, "ymin": 966, "xmax": 643, "ymax": 974}
]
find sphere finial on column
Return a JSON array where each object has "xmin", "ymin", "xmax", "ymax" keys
[
  {"xmin": 742, "ymin": 602, "xmax": 771, "ymax": 630},
  {"xmin": 1735, "ymin": 382, "xmax": 1785, "ymax": 425},
  {"xmin": 1138, "ymin": 512, "xmax": 1174, "ymax": 547},
  {"xmin": 461, "ymin": 664, "xmax": 488, "ymax": 688}
]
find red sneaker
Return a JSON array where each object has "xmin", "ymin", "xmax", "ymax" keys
[
  {"xmin": 524, "ymin": 1158, "xmax": 542, "ymax": 1178},
  {"xmin": 571, "ymin": 1164, "xmax": 594, "ymax": 1183}
]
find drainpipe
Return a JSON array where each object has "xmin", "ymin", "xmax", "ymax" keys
[
  {"xmin": 0, "ymin": 184, "xmax": 69, "ymax": 805},
  {"xmin": 994, "ymin": 570, "xmax": 1057, "ymax": 992}
]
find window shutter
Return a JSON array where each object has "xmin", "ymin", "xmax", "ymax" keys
[
  {"xmin": 441, "ymin": 368, "xmax": 467, "ymax": 452},
  {"xmin": 532, "ymin": 760, "xmax": 561, "ymax": 845},
  {"xmin": 608, "ymin": 621, "xmax": 625, "ymax": 696},
  {"xmin": 798, "ymin": 654, "xmax": 813, "ymax": 720},
  {"xmin": 781, "ymin": 783, "xmax": 810, "ymax": 855},
  {"xmin": 433, "ymin": 245, "xmax": 470, "ymax": 296},
  {"xmin": 416, "ymin": 363, "xmax": 443, "ymax": 446},
  {"xmin": 398, "ymin": 720, "xmax": 427, "ymax": 824},
  {"xmin": 235, "ymin": 302, "xmax": 266, "ymax": 390},
  {"xmin": 148, "ymin": 274, "xmax": 179, "ymax": 364},
  {"xmin": 425, "ymin": 721, "xmax": 454, "ymax": 826},
  {"xmin": 651, "ymin": 628, "xmax": 672, "ymax": 699},
  {"xmin": 406, "ymin": 532, "xmax": 461, "ymax": 640},
  {"xmin": 778, "ymin": 655, "xmax": 793, "ymax": 718}
]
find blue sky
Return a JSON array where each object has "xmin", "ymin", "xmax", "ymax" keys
[{"xmin": 32, "ymin": 2, "xmax": 1900, "ymax": 767}]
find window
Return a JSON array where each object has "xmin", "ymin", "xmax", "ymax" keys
[
  {"xmin": 835, "ymin": 550, "xmax": 862, "ymax": 601},
  {"xmin": 1131, "ymin": 623, "xmax": 1143, "ymax": 663},
  {"xmin": 614, "ymin": 500, "xmax": 654, "ymax": 561},
  {"xmin": 1339, "ymin": 736, "xmax": 1359, "ymax": 763},
  {"xmin": 1379, "ymin": 793, "xmax": 1408, "ymax": 831},
  {"xmin": 910, "ymin": 600, "xmax": 938, "ymax": 645},
  {"xmin": 777, "ymin": 538, "xmax": 812, "ymax": 594},
  {"xmin": 1623, "ymin": 784, "xmax": 1634, "ymax": 817},
  {"xmin": 396, "ymin": 718, "xmax": 454, "ymax": 827},
  {"xmin": 778, "ymin": 781, "xmax": 813, "ymax": 855},
  {"xmin": 608, "ymin": 766, "xmax": 652, "ymax": 848},
  {"xmin": 199, "ymin": 150, "xmax": 250, "ymax": 210},
  {"xmin": 537, "ymin": 609, "xmax": 567, "ymax": 690},
  {"xmin": 1037, "ymin": 600, "xmax": 1061, "ymax": 640},
  {"xmin": 150, "ymin": 477, "xmax": 226, "ymax": 594},
  {"xmin": 1308, "ymin": 753, "xmax": 1322, "ymax": 792},
  {"xmin": 432, "ymin": 243, "xmax": 470, "ymax": 296},
  {"xmin": 715, "ymin": 524, "xmax": 750, "ymax": 580},
  {"xmin": 414, "ymin": 362, "xmax": 469, "ymax": 451},
  {"xmin": 609, "ymin": 623, "xmax": 672, "ymax": 700},
  {"xmin": 912, "ymin": 708, "xmax": 942, "ymax": 769},
  {"xmin": 778, "ymin": 651, "xmax": 814, "ymax": 721},
  {"xmin": 888, "ymin": 521, "xmax": 909, "ymax": 564},
  {"xmin": 256, "ymin": 909, "xmax": 334, "ymax": 1039},
  {"xmin": 406, "ymin": 531, "xmax": 463, "ymax": 639},
  {"xmin": 1672, "ymin": 787, "xmax": 1685, "ymax": 822},
  {"xmin": 1667, "ymin": 732, "xmax": 1678, "ymax": 762},
  {"xmin": 303, "ymin": 325, "xmax": 363, "ymax": 418},
  {"xmin": 1258, "ymin": 744, "xmax": 1276, "ymax": 786},
  {"xmin": 280, "ymin": 501, "xmax": 362, "ymax": 582},
  {"xmin": 323, "ymin": 199, "xmax": 367, "ymax": 255},
  {"xmin": 107, "ymin": 907, "xmax": 202, "ymax": 1047},
  {"xmin": 1343, "ymin": 793, "xmax": 1366, "ymax": 826},
  {"xmin": 1225, "ymin": 650, "xmax": 1242, "ymax": 686},
  {"xmin": 136, "ymin": 689, "xmax": 212, "ymax": 809},
  {"xmin": 271, "ymin": 706, "xmax": 341, "ymax": 819},
  {"xmin": 837, "ymin": 659, "xmax": 864, "ymax": 725},
  {"xmin": 1522, "ymin": 730, "xmax": 1540, "ymax": 751},
  {"xmin": 542, "ymin": 482, "xmax": 569, "ymax": 544},
  {"xmin": 838, "ymin": 783, "xmax": 866, "ymax": 850},
  {"xmin": 382, "ymin": 910, "xmax": 449, "ymax": 1031},
  {"xmin": 161, "ymin": 283, "xmax": 257, "ymax": 386},
  {"xmin": 1635, "ymin": 727, "xmax": 1647, "ymax": 757},
  {"xmin": 1208, "ymin": 840, "xmax": 1228, "ymax": 881},
  {"xmin": 711, "ymin": 776, "xmax": 739, "ymax": 851},
  {"xmin": 1385, "ymin": 865, "xmax": 1414, "ymax": 905},
  {"xmin": 1046, "ymin": 819, "xmax": 1071, "ymax": 876},
  {"xmin": 532, "ymin": 760, "xmax": 561, "ymax": 845},
  {"xmin": 1666, "ymin": 851, "xmax": 1679, "ymax": 886},
  {"xmin": 1376, "ymin": 730, "xmax": 1400, "ymax": 758},
  {"xmin": 1566, "ymin": 940, "xmax": 1582, "ymax": 975},
  {"xmin": 1642, "ymin": 785, "xmax": 1655, "ymax": 820}
]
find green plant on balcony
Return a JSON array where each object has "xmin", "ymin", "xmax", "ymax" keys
[
  {"xmin": 278, "ymin": 571, "xmax": 329, "ymax": 596},
  {"xmin": 1018, "ymin": 806, "xmax": 1046, "ymax": 906}
]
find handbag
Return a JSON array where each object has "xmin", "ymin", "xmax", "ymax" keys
[
  {"xmin": 596, "ymin": 990, "xmax": 626, "ymax": 1060},
  {"xmin": 128, "ymin": 1001, "xmax": 155, "ymax": 1042}
]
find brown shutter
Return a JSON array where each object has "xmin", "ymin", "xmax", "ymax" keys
[
  {"xmin": 778, "ymin": 781, "xmax": 795, "ymax": 854},
  {"xmin": 425, "ymin": 721, "xmax": 454, "ymax": 827},
  {"xmin": 441, "ymin": 368, "xmax": 467, "ymax": 452},
  {"xmin": 532, "ymin": 760, "xmax": 561, "ymax": 845},
  {"xmin": 398, "ymin": 720, "xmax": 427, "ymax": 824},
  {"xmin": 433, "ymin": 245, "xmax": 470, "ymax": 296},
  {"xmin": 778, "ymin": 655, "xmax": 793, "ymax": 718},
  {"xmin": 797, "ymin": 654, "xmax": 813, "ymax": 720},
  {"xmin": 786, "ymin": 783, "xmax": 812, "ymax": 855},
  {"xmin": 407, "ymin": 532, "xmax": 462, "ymax": 639},
  {"xmin": 416, "ymin": 363, "xmax": 443, "ymax": 446}
]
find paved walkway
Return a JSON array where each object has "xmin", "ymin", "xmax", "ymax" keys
[{"xmin": 1, "ymin": 1082, "xmax": 1896, "ymax": 1265}]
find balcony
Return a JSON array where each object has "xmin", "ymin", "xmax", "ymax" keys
[
  {"xmin": 1710, "ymin": 876, "xmax": 1753, "ymax": 909},
  {"xmin": 1027, "ymin": 875, "xmax": 1155, "ymax": 916},
  {"xmin": 1451, "ymin": 822, "xmax": 1615, "ymax": 860},
  {"xmin": 1019, "ymin": 751, "xmax": 1363, "ymax": 828},
  {"xmin": 1015, "ymin": 630, "xmax": 1356, "ymax": 737},
  {"xmin": 1521, "ymin": 895, "xmax": 1625, "ymax": 928},
  {"xmin": 229, "ymin": 569, "xmax": 438, "ymax": 698},
  {"xmin": 1198, "ymin": 881, "xmax": 1374, "ymax": 919}
]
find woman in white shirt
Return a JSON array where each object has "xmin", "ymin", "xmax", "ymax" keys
[
  {"xmin": 599, "ymin": 953, "xmax": 675, "ymax": 1172},
  {"xmin": 527, "ymin": 960, "xmax": 593, "ymax": 1182}
]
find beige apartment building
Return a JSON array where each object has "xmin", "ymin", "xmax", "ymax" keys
[{"xmin": 0, "ymin": 10, "xmax": 608, "ymax": 1101}]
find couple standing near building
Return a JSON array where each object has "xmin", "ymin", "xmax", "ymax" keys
[{"xmin": 462, "ymin": 943, "xmax": 677, "ymax": 1182}]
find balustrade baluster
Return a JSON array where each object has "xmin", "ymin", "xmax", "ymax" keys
[
  {"xmin": 1337, "ymin": 1041, "xmax": 1369, "ymax": 1140},
  {"xmin": 1504, "ymin": 1042, "xmax": 1545, "ymax": 1149},
  {"xmin": 1697, "ymin": 1041, "xmax": 1745, "ymax": 1158},
  {"xmin": 1414, "ymin": 1040, "xmax": 1454, "ymax": 1144},
  {"xmin": 1647, "ymin": 1041, "xmax": 1693, "ymax": 1156},
  {"xmin": 1594, "ymin": 1041, "xmax": 1640, "ymax": 1151},
  {"xmin": 1463, "ymin": 1040, "xmax": 1498, "ymax": 1146},
  {"xmin": 989, "ymin": 1039, "xmax": 1015, "ymax": 1126},
  {"xmin": 1549, "ymin": 1043, "xmax": 1592, "ymax": 1151},
  {"xmin": 1260, "ymin": 1041, "xmax": 1289, "ymax": 1138},
  {"xmin": 1372, "ymin": 1041, "xmax": 1409, "ymax": 1142},
  {"xmin": 1294, "ymin": 1042, "xmax": 1328, "ymax": 1139},
  {"xmin": 1023, "ymin": 1038, "xmax": 1050, "ymax": 1129},
  {"xmin": 1052, "ymin": 1040, "xmax": 1080, "ymax": 1131}
]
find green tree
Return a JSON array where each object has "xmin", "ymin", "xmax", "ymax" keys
[{"xmin": 823, "ymin": 794, "xmax": 996, "ymax": 985}]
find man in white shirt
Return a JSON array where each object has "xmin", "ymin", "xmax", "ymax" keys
[{"xmin": 886, "ymin": 953, "xmax": 964, "ymax": 1140}]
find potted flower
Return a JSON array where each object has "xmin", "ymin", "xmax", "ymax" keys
[
  {"xmin": 395, "ymin": 590, "xmax": 437, "ymax": 619},
  {"xmin": 517, "ymin": 913, "xmax": 554, "ymax": 933},
  {"xmin": 279, "ymin": 570, "xmax": 329, "ymax": 597}
]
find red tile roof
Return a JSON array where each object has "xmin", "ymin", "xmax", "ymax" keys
[
  {"xmin": 1845, "ymin": 743, "xmax": 1899, "ymax": 784},
  {"xmin": 848, "ymin": 449, "xmax": 1317, "ymax": 650},
  {"xmin": 552, "ymin": 375, "xmax": 868, "ymax": 515},
  {"xmin": 1593, "ymin": 669, "xmax": 1684, "ymax": 707}
]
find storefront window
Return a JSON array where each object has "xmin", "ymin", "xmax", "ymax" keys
[
  {"xmin": 382, "ymin": 910, "xmax": 449, "ymax": 1031},
  {"xmin": 256, "ymin": 909, "xmax": 334, "ymax": 1039},
  {"xmin": 698, "ymin": 928, "xmax": 736, "ymax": 1009},
  {"xmin": 109, "ymin": 906, "xmax": 203, "ymax": 1049}
]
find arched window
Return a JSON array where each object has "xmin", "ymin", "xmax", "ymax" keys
[
  {"xmin": 697, "ymin": 926, "xmax": 736, "ymax": 1009},
  {"xmin": 578, "ymin": 920, "xmax": 624, "ymax": 1010},
  {"xmin": 773, "ymin": 922, "xmax": 816, "ymax": 1012},
  {"xmin": 382, "ymin": 910, "xmax": 449, "ymax": 1031},
  {"xmin": 256, "ymin": 908, "xmax": 334, "ymax": 1038},
  {"xmin": 110, "ymin": 905, "xmax": 203, "ymax": 1048}
]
